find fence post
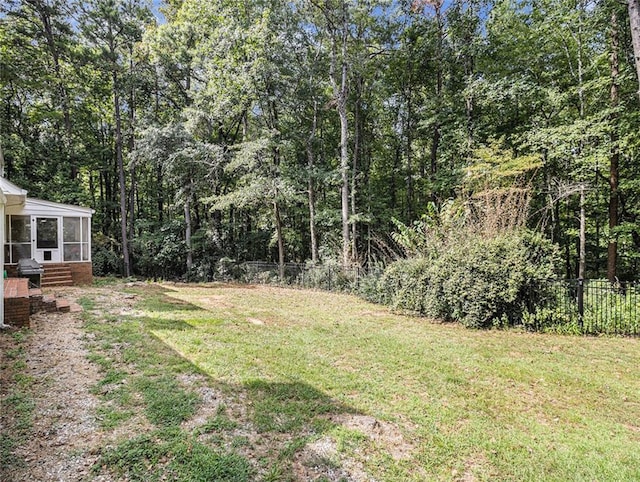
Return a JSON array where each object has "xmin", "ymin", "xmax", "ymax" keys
[{"xmin": 577, "ymin": 278, "xmax": 584, "ymax": 329}]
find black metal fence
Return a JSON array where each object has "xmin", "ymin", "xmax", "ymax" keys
[
  {"xmin": 237, "ymin": 261, "xmax": 367, "ymax": 291},
  {"xmin": 228, "ymin": 263, "xmax": 640, "ymax": 336},
  {"xmin": 532, "ymin": 279, "xmax": 640, "ymax": 336}
]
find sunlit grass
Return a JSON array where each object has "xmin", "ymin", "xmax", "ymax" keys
[{"xmin": 88, "ymin": 282, "xmax": 640, "ymax": 481}]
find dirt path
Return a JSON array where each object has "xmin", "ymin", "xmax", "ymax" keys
[{"xmin": 1, "ymin": 298, "xmax": 113, "ymax": 482}]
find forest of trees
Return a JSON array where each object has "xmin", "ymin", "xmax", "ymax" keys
[{"xmin": 1, "ymin": 0, "xmax": 640, "ymax": 281}]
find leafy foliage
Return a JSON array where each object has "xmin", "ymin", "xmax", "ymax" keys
[
  {"xmin": 1, "ymin": 0, "xmax": 640, "ymax": 281},
  {"xmin": 375, "ymin": 231, "xmax": 560, "ymax": 328}
]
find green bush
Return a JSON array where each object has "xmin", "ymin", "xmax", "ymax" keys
[
  {"xmin": 92, "ymin": 232, "xmax": 122, "ymax": 276},
  {"xmin": 131, "ymin": 221, "xmax": 187, "ymax": 279},
  {"xmin": 581, "ymin": 283, "xmax": 640, "ymax": 335},
  {"xmin": 374, "ymin": 258, "xmax": 442, "ymax": 315},
  {"xmin": 376, "ymin": 230, "xmax": 560, "ymax": 328},
  {"xmin": 356, "ymin": 265, "xmax": 387, "ymax": 303}
]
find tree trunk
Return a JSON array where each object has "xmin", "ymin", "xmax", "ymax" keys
[
  {"xmin": 128, "ymin": 47, "xmax": 136, "ymax": 255},
  {"xmin": 129, "ymin": 168, "xmax": 136, "ymax": 242},
  {"xmin": 576, "ymin": 10, "xmax": 585, "ymax": 118},
  {"xmin": 274, "ymin": 201, "xmax": 285, "ymax": 279},
  {"xmin": 406, "ymin": 84, "xmax": 414, "ymax": 219},
  {"xmin": 628, "ymin": 0, "xmax": 640, "ymax": 99},
  {"xmin": 323, "ymin": 0, "xmax": 351, "ymax": 267},
  {"xmin": 33, "ymin": 0, "xmax": 76, "ymax": 180},
  {"xmin": 464, "ymin": 17, "xmax": 475, "ymax": 154},
  {"xmin": 352, "ymin": 76, "xmax": 363, "ymax": 262},
  {"xmin": 308, "ymin": 177, "xmax": 318, "ymax": 263},
  {"xmin": 337, "ymin": 2, "xmax": 350, "ymax": 268},
  {"xmin": 579, "ymin": 185, "xmax": 586, "ymax": 280},
  {"xmin": 430, "ymin": 1, "xmax": 444, "ymax": 186},
  {"xmin": 157, "ymin": 164, "xmax": 164, "ymax": 224},
  {"xmin": 608, "ymin": 9, "xmax": 620, "ymax": 283},
  {"xmin": 339, "ymin": 102, "xmax": 350, "ymax": 268},
  {"xmin": 185, "ymin": 194, "xmax": 193, "ymax": 272},
  {"xmin": 112, "ymin": 56, "xmax": 130, "ymax": 277},
  {"xmin": 307, "ymin": 101, "xmax": 319, "ymax": 264}
]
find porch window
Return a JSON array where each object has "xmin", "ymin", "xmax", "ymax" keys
[
  {"xmin": 37, "ymin": 217, "xmax": 58, "ymax": 249},
  {"xmin": 5, "ymin": 215, "xmax": 31, "ymax": 263},
  {"xmin": 63, "ymin": 217, "xmax": 90, "ymax": 262}
]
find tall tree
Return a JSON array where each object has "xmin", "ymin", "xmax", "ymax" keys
[
  {"xmin": 79, "ymin": 0, "xmax": 151, "ymax": 277},
  {"xmin": 608, "ymin": 6, "xmax": 620, "ymax": 282},
  {"xmin": 310, "ymin": 0, "xmax": 352, "ymax": 267},
  {"xmin": 628, "ymin": 0, "xmax": 640, "ymax": 97}
]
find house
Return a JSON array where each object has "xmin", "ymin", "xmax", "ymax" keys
[
  {"xmin": 0, "ymin": 177, "xmax": 93, "ymax": 286},
  {"xmin": 0, "ymin": 177, "xmax": 93, "ymax": 327}
]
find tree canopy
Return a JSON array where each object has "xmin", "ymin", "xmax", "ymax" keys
[{"xmin": 2, "ymin": 0, "xmax": 640, "ymax": 280}]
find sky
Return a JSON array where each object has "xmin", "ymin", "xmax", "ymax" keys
[{"xmin": 151, "ymin": 0, "xmax": 166, "ymax": 24}]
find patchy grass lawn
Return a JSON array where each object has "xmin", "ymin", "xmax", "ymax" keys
[
  {"xmin": 84, "ymin": 281, "xmax": 640, "ymax": 481},
  {"xmin": 0, "ymin": 330, "xmax": 35, "ymax": 471}
]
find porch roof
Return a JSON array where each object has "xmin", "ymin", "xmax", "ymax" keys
[
  {"xmin": 19, "ymin": 198, "xmax": 94, "ymax": 216},
  {"xmin": 0, "ymin": 177, "xmax": 28, "ymax": 207}
]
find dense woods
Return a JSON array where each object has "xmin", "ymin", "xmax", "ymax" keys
[{"xmin": 2, "ymin": 0, "xmax": 640, "ymax": 280}]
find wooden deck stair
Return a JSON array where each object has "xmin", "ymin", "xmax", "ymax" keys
[{"xmin": 41, "ymin": 263, "xmax": 74, "ymax": 288}]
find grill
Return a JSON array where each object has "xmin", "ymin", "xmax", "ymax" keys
[{"xmin": 17, "ymin": 258, "xmax": 44, "ymax": 288}]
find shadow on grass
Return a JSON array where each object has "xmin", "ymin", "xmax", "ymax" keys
[
  {"xmin": 89, "ymin": 291, "xmax": 362, "ymax": 482},
  {"xmin": 125, "ymin": 283, "xmax": 204, "ymax": 314},
  {"xmin": 244, "ymin": 379, "xmax": 356, "ymax": 433},
  {"xmin": 139, "ymin": 316, "xmax": 197, "ymax": 332},
  {"xmin": 138, "ymin": 297, "xmax": 203, "ymax": 313}
]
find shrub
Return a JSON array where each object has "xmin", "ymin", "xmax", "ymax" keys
[
  {"xmin": 356, "ymin": 265, "xmax": 387, "ymax": 303},
  {"xmin": 441, "ymin": 232, "xmax": 558, "ymax": 327},
  {"xmin": 131, "ymin": 221, "xmax": 187, "ymax": 279},
  {"xmin": 92, "ymin": 232, "xmax": 121, "ymax": 276},
  {"xmin": 377, "ymin": 230, "xmax": 560, "ymax": 328},
  {"xmin": 372, "ymin": 257, "xmax": 450, "ymax": 320},
  {"xmin": 216, "ymin": 257, "xmax": 240, "ymax": 281}
]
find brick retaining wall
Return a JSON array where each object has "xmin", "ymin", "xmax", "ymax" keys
[
  {"xmin": 4, "ymin": 278, "xmax": 30, "ymax": 327},
  {"xmin": 69, "ymin": 262, "xmax": 93, "ymax": 285}
]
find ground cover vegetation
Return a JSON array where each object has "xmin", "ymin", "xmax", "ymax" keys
[
  {"xmin": 0, "ymin": 330, "xmax": 35, "ymax": 471},
  {"xmin": 2, "ymin": 0, "xmax": 640, "ymax": 282},
  {"xmin": 50, "ymin": 282, "xmax": 640, "ymax": 480}
]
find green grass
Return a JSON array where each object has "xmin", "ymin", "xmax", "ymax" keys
[
  {"xmin": 0, "ymin": 329, "xmax": 35, "ymax": 473},
  {"xmin": 83, "ymin": 282, "xmax": 640, "ymax": 481},
  {"xmin": 135, "ymin": 375, "xmax": 199, "ymax": 426},
  {"xmin": 195, "ymin": 406, "xmax": 238, "ymax": 435},
  {"xmin": 95, "ymin": 427, "xmax": 251, "ymax": 482},
  {"xmin": 83, "ymin": 285, "xmax": 253, "ymax": 481}
]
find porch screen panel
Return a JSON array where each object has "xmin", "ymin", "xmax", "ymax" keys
[
  {"xmin": 82, "ymin": 217, "xmax": 90, "ymax": 261},
  {"xmin": 63, "ymin": 217, "xmax": 89, "ymax": 261},
  {"xmin": 63, "ymin": 217, "xmax": 81, "ymax": 261},
  {"xmin": 5, "ymin": 215, "xmax": 32, "ymax": 263}
]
